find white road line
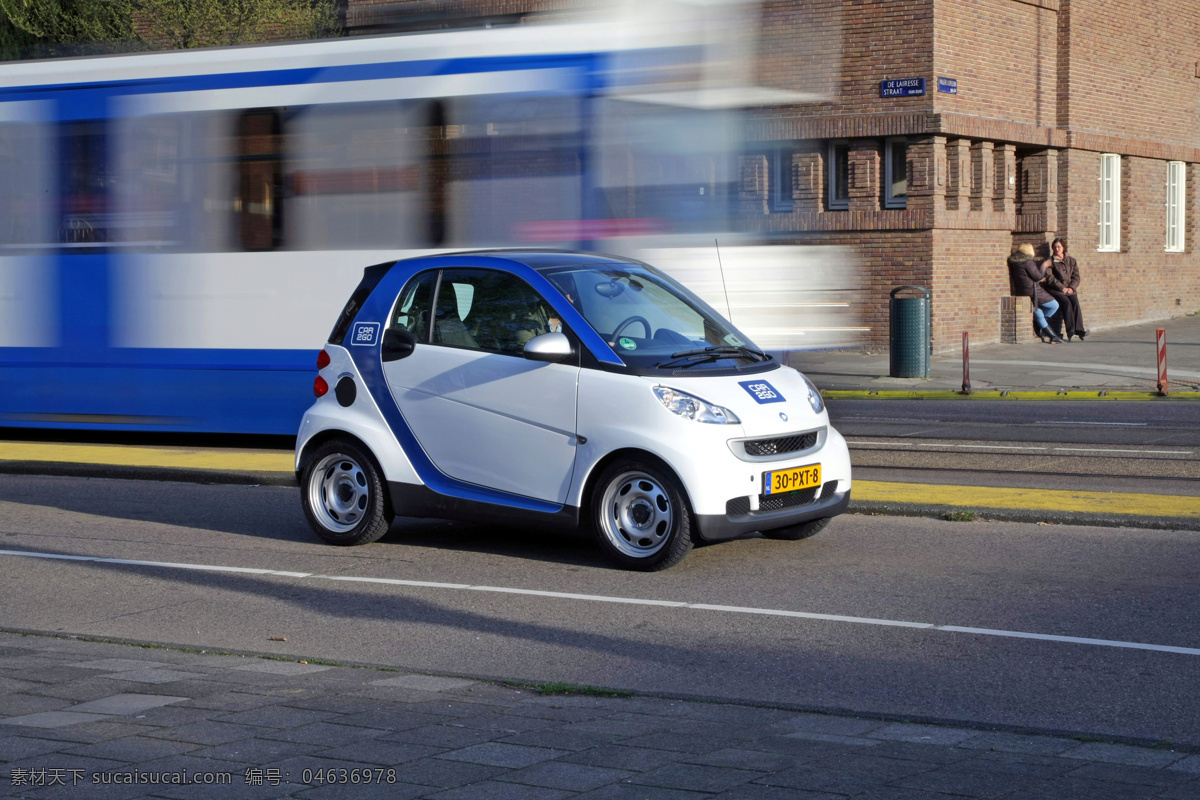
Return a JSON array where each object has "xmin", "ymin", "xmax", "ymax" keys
[
  {"xmin": 928, "ymin": 444, "xmax": 1046, "ymax": 451},
  {"xmin": 936, "ymin": 627, "xmax": 1200, "ymax": 657},
  {"xmin": 4, "ymin": 548, "xmax": 1200, "ymax": 657},
  {"xmin": 1036, "ymin": 421, "xmax": 1149, "ymax": 426},
  {"xmin": 0, "ymin": 549, "xmax": 312, "ymax": 578},
  {"xmin": 1052, "ymin": 447, "xmax": 1192, "ymax": 455}
]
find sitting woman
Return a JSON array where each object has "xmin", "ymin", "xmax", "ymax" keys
[
  {"xmin": 1047, "ymin": 238, "xmax": 1089, "ymax": 341},
  {"xmin": 1007, "ymin": 242, "xmax": 1063, "ymax": 344}
]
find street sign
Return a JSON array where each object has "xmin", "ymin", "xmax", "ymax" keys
[{"xmin": 880, "ymin": 78, "xmax": 925, "ymax": 97}]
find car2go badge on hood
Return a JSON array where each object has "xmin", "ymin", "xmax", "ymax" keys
[{"xmin": 738, "ymin": 380, "xmax": 785, "ymax": 404}]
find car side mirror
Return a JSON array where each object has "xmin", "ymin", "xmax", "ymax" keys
[
  {"xmin": 381, "ymin": 328, "xmax": 417, "ymax": 362},
  {"xmin": 523, "ymin": 331, "xmax": 574, "ymax": 363}
]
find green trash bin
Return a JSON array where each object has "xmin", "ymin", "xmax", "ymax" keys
[{"xmin": 889, "ymin": 285, "xmax": 931, "ymax": 378}]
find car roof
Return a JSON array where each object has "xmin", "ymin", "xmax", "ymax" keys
[{"xmin": 393, "ymin": 249, "xmax": 643, "ymax": 273}]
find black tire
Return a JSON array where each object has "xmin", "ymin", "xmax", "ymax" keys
[
  {"xmin": 592, "ymin": 459, "xmax": 693, "ymax": 571},
  {"xmin": 761, "ymin": 517, "xmax": 831, "ymax": 541},
  {"xmin": 301, "ymin": 439, "xmax": 393, "ymax": 546}
]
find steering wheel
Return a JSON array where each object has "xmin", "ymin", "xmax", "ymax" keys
[{"xmin": 610, "ymin": 315, "xmax": 651, "ymax": 342}]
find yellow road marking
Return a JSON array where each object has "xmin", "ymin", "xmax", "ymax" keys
[
  {"xmin": 855, "ymin": 480, "xmax": 1200, "ymax": 518},
  {"xmin": 0, "ymin": 442, "xmax": 294, "ymax": 473}
]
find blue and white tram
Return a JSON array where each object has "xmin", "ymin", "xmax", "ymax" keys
[{"xmin": 0, "ymin": 22, "xmax": 744, "ymax": 434}]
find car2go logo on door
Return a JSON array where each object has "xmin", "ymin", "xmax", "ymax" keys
[
  {"xmin": 350, "ymin": 322, "xmax": 381, "ymax": 346},
  {"xmin": 738, "ymin": 380, "xmax": 785, "ymax": 404}
]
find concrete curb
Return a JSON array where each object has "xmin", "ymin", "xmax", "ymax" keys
[
  {"xmin": 849, "ymin": 500, "xmax": 1200, "ymax": 532},
  {"xmin": 0, "ymin": 460, "xmax": 295, "ymax": 487}
]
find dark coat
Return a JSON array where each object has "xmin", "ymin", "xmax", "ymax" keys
[
  {"xmin": 1007, "ymin": 251, "xmax": 1053, "ymax": 304},
  {"xmin": 1047, "ymin": 255, "xmax": 1081, "ymax": 292}
]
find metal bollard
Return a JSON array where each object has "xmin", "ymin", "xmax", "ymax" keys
[
  {"xmin": 1157, "ymin": 328, "xmax": 1169, "ymax": 396},
  {"xmin": 961, "ymin": 331, "xmax": 971, "ymax": 395}
]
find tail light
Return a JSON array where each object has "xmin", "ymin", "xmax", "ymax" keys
[
  {"xmin": 316, "ymin": 349, "xmax": 331, "ymax": 369},
  {"xmin": 314, "ymin": 375, "xmax": 329, "ymax": 397}
]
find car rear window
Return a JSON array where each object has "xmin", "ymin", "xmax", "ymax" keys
[{"xmin": 329, "ymin": 261, "xmax": 393, "ymax": 345}]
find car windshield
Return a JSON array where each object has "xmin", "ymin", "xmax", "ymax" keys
[{"xmin": 539, "ymin": 263, "xmax": 767, "ymax": 370}]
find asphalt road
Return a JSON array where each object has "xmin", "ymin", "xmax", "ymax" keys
[
  {"xmin": 2, "ymin": 474, "xmax": 1199, "ymax": 749},
  {"xmin": 828, "ymin": 399, "xmax": 1200, "ymax": 446}
]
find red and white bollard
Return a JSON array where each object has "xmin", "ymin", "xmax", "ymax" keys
[
  {"xmin": 962, "ymin": 331, "xmax": 972, "ymax": 395},
  {"xmin": 1157, "ymin": 328, "xmax": 1169, "ymax": 396}
]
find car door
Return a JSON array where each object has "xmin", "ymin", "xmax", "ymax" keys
[{"xmin": 381, "ymin": 267, "xmax": 580, "ymax": 504}]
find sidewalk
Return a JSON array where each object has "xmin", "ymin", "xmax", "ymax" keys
[
  {"xmin": 2, "ymin": 630, "xmax": 1199, "ymax": 799},
  {"xmin": 787, "ymin": 314, "xmax": 1200, "ymax": 396}
]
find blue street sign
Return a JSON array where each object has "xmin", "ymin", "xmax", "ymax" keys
[
  {"xmin": 937, "ymin": 77, "xmax": 958, "ymax": 94},
  {"xmin": 880, "ymin": 78, "xmax": 925, "ymax": 97}
]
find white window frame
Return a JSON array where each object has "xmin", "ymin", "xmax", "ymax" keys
[
  {"xmin": 1166, "ymin": 160, "xmax": 1186, "ymax": 253},
  {"xmin": 883, "ymin": 138, "xmax": 908, "ymax": 209},
  {"xmin": 827, "ymin": 140, "xmax": 850, "ymax": 211},
  {"xmin": 1098, "ymin": 153, "xmax": 1121, "ymax": 252}
]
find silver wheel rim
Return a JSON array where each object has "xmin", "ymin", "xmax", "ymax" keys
[
  {"xmin": 598, "ymin": 470, "xmax": 673, "ymax": 559},
  {"xmin": 309, "ymin": 453, "xmax": 370, "ymax": 533}
]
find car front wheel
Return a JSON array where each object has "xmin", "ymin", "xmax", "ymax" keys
[
  {"xmin": 592, "ymin": 460, "xmax": 693, "ymax": 571},
  {"xmin": 301, "ymin": 439, "xmax": 393, "ymax": 546}
]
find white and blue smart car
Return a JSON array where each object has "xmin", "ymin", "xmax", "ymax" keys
[{"xmin": 296, "ymin": 251, "xmax": 851, "ymax": 570}]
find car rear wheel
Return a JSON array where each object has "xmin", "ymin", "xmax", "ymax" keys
[
  {"xmin": 302, "ymin": 439, "xmax": 393, "ymax": 546},
  {"xmin": 592, "ymin": 460, "xmax": 692, "ymax": 571},
  {"xmin": 761, "ymin": 517, "xmax": 830, "ymax": 541}
]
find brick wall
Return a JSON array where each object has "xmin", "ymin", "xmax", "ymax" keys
[
  {"xmin": 931, "ymin": 228, "xmax": 1016, "ymax": 347},
  {"xmin": 1060, "ymin": 0, "xmax": 1200, "ymax": 147},
  {"xmin": 756, "ymin": 0, "xmax": 934, "ymax": 116},
  {"xmin": 934, "ymin": 0, "xmax": 1058, "ymax": 127},
  {"xmin": 1059, "ymin": 150, "xmax": 1200, "ymax": 326},
  {"xmin": 747, "ymin": 0, "xmax": 1200, "ymax": 352}
]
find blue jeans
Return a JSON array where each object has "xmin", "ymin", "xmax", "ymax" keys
[{"xmin": 1033, "ymin": 298, "xmax": 1059, "ymax": 331}]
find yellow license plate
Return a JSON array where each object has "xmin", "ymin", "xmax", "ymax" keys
[{"xmin": 764, "ymin": 464, "xmax": 821, "ymax": 495}]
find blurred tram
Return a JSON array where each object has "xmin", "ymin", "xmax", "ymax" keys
[{"xmin": 0, "ymin": 8, "xmax": 861, "ymax": 435}]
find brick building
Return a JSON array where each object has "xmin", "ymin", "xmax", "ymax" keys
[
  {"xmin": 744, "ymin": 0, "xmax": 1200, "ymax": 349},
  {"xmin": 345, "ymin": 0, "xmax": 1200, "ymax": 350}
]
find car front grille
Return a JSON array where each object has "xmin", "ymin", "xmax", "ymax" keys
[
  {"xmin": 743, "ymin": 431, "xmax": 819, "ymax": 458},
  {"xmin": 726, "ymin": 481, "xmax": 839, "ymax": 517}
]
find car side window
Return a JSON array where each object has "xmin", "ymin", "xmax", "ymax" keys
[
  {"xmin": 390, "ymin": 270, "xmax": 438, "ymax": 342},
  {"xmin": 432, "ymin": 268, "xmax": 555, "ymax": 355}
]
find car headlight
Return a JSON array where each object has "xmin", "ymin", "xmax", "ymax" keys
[
  {"xmin": 799, "ymin": 373, "xmax": 825, "ymax": 413},
  {"xmin": 652, "ymin": 386, "xmax": 740, "ymax": 424}
]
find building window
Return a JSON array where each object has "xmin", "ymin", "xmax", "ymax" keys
[
  {"xmin": 768, "ymin": 145, "xmax": 794, "ymax": 213},
  {"xmin": 827, "ymin": 141, "xmax": 849, "ymax": 210},
  {"xmin": 884, "ymin": 138, "xmax": 907, "ymax": 209},
  {"xmin": 1098, "ymin": 153, "xmax": 1121, "ymax": 252},
  {"xmin": 1166, "ymin": 160, "xmax": 1186, "ymax": 253}
]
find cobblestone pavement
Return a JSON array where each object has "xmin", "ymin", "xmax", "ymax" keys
[{"xmin": 2, "ymin": 632, "xmax": 1199, "ymax": 799}]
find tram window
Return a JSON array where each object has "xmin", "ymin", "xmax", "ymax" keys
[
  {"xmin": 60, "ymin": 121, "xmax": 114, "ymax": 245},
  {"xmin": 287, "ymin": 101, "xmax": 438, "ymax": 250},
  {"xmin": 444, "ymin": 95, "xmax": 583, "ymax": 246},
  {"xmin": 0, "ymin": 119, "xmax": 53, "ymax": 247},
  {"xmin": 112, "ymin": 115, "xmax": 181, "ymax": 248},
  {"xmin": 237, "ymin": 109, "xmax": 284, "ymax": 251}
]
